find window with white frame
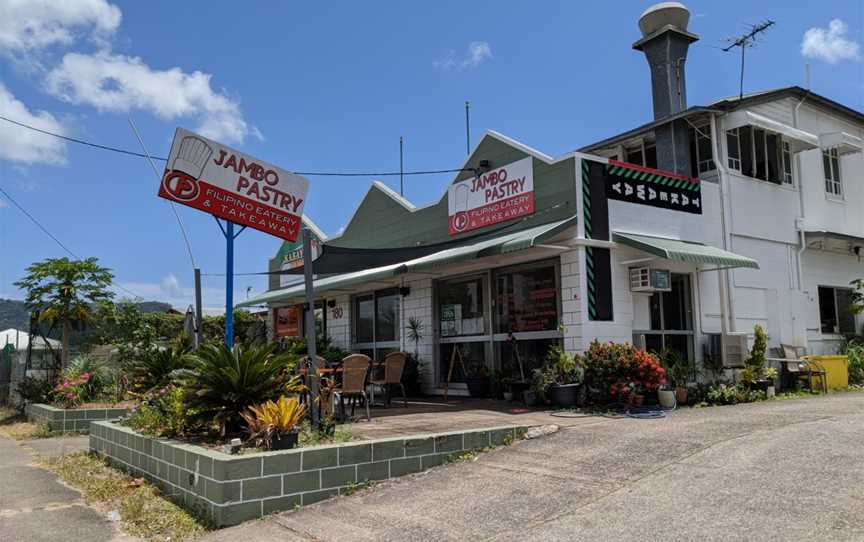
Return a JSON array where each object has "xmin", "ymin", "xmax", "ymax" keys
[
  {"xmin": 823, "ymin": 147, "xmax": 842, "ymax": 197},
  {"xmin": 688, "ymin": 126, "xmax": 715, "ymax": 177},
  {"xmin": 725, "ymin": 126, "xmax": 792, "ymax": 185}
]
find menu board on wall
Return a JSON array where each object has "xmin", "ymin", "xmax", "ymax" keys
[{"xmin": 440, "ymin": 304, "xmax": 462, "ymax": 337}]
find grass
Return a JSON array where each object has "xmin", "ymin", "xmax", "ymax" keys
[
  {"xmin": 297, "ymin": 422, "xmax": 353, "ymax": 447},
  {"xmin": 40, "ymin": 452, "xmax": 208, "ymax": 541},
  {"xmin": 0, "ymin": 406, "xmax": 55, "ymax": 440}
]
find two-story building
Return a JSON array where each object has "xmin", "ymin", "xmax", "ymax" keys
[{"xmin": 239, "ymin": 2, "xmax": 864, "ymax": 394}]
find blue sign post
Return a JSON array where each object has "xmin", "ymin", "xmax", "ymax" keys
[{"xmin": 216, "ymin": 218, "xmax": 245, "ymax": 348}]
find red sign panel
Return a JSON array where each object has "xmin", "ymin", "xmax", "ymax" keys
[
  {"xmin": 447, "ymin": 157, "xmax": 535, "ymax": 235},
  {"xmin": 275, "ymin": 306, "xmax": 301, "ymax": 337}
]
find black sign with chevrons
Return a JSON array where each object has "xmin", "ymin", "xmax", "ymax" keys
[{"xmin": 604, "ymin": 160, "xmax": 702, "ymax": 215}]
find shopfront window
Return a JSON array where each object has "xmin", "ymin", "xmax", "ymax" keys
[
  {"xmin": 818, "ymin": 286, "xmax": 855, "ymax": 334},
  {"xmin": 352, "ymin": 288, "xmax": 399, "ymax": 359},
  {"xmin": 438, "ymin": 276, "xmax": 486, "ymax": 337},
  {"xmin": 434, "ymin": 261, "xmax": 562, "ymax": 387},
  {"xmin": 494, "ymin": 263, "xmax": 558, "ymax": 334}
]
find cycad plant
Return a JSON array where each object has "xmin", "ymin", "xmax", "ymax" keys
[
  {"xmin": 127, "ymin": 346, "xmax": 192, "ymax": 393},
  {"xmin": 179, "ymin": 343, "xmax": 295, "ymax": 436}
]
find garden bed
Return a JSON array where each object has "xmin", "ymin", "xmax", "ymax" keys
[
  {"xmin": 26, "ymin": 403, "xmax": 130, "ymax": 434},
  {"xmin": 90, "ymin": 419, "xmax": 527, "ymax": 527}
]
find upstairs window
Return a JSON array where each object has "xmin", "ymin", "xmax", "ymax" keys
[
  {"xmin": 624, "ymin": 139, "xmax": 657, "ymax": 169},
  {"xmin": 725, "ymin": 126, "xmax": 792, "ymax": 185},
  {"xmin": 688, "ymin": 126, "xmax": 714, "ymax": 177},
  {"xmin": 823, "ymin": 147, "xmax": 842, "ymax": 197}
]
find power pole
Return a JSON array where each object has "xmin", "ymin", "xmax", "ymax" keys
[{"xmin": 723, "ymin": 20, "xmax": 775, "ymax": 100}]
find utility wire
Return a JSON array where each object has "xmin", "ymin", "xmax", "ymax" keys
[
  {"xmin": 0, "ymin": 186, "xmax": 144, "ymax": 300},
  {"xmin": 128, "ymin": 117, "xmax": 197, "ymax": 269},
  {"xmin": 0, "ymin": 114, "xmax": 475, "ymax": 177}
]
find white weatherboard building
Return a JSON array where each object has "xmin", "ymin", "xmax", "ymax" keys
[{"xmin": 241, "ymin": 3, "xmax": 864, "ymax": 394}]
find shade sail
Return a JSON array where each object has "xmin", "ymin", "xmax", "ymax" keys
[
  {"xmin": 725, "ymin": 110, "xmax": 819, "ymax": 153},
  {"xmin": 239, "ymin": 216, "xmax": 578, "ymax": 307},
  {"xmin": 612, "ymin": 232, "xmax": 759, "ymax": 269}
]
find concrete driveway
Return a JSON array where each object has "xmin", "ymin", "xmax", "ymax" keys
[
  {"xmin": 0, "ymin": 434, "xmax": 133, "ymax": 542},
  {"xmin": 203, "ymin": 392, "xmax": 864, "ymax": 542}
]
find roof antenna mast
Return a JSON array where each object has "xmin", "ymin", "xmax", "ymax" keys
[
  {"xmin": 722, "ymin": 20, "xmax": 775, "ymax": 100},
  {"xmin": 465, "ymin": 101, "xmax": 471, "ymax": 156}
]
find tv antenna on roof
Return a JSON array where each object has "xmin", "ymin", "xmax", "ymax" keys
[{"xmin": 722, "ymin": 20, "xmax": 775, "ymax": 100}]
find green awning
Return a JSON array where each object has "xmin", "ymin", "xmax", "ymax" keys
[
  {"xmin": 612, "ymin": 232, "xmax": 759, "ymax": 269},
  {"xmin": 239, "ymin": 216, "xmax": 577, "ymax": 307}
]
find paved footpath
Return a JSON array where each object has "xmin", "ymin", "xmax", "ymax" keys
[
  {"xmin": 0, "ymin": 433, "xmax": 134, "ymax": 542},
  {"xmin": 203, "ymin": 393, "xmax": 864, "ymax": 542}
]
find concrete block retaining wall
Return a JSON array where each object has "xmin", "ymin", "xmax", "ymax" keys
[
  {"xmin": 90, "ymin": 420, "xmax": 528, "ymax": 527},
  {"xmin": 26, "ymin": 403, "xmax": 129, "ymax": 434}
]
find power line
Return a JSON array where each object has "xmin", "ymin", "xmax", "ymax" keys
[
  {"xmin": 0, "ymin": 114, "xmax": 474, "ymax": 177},
  {"xmin": 0, "ymin": 186, "xmax": 145, "ymax": 300},
  {"xmin": 128, "ymin": 117, "xmax": 197, "ymax": 269}
]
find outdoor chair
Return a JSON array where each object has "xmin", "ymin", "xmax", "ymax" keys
[
  {"xmin": 333, "ymin": 354, "xmax": 371, "ymax": 421},
  {"xmin": 772, "ymin": 344, "xmax": 827, "ymax": 393},
  {"xmin": 298, "ymin": 355, "xmax": 328, "ymax": 406},
  {"xmin": 369, "ymin": 351, "xmax": 408, "ymax": 407}
]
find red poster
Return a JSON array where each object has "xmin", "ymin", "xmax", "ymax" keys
[{"xmin": 275, "ymin": 307, "xmax": 301, "ymax": 337}]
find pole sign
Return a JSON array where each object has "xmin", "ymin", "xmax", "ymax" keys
[
  {"xmin": 604, "ymin": 160, "xmax": 701, "ymax": 215},
  {"xmin": 447, "ymin": 157, "xmax": 534, "ymax": 235},
  {"xmin": 158, "ymin": 128, "xmax": 310, "ymax": 241}
]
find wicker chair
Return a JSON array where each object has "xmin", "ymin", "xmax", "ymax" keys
[
  {"xmin": 334, "ymin": 354, "xmax": 371, "ymax": 421},
  {"xmin": 369, "ymin": 352, "xmax": 408, "ymax": 407}
]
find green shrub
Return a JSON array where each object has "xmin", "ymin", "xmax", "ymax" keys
[
  {"xmin": 127, "ymin": 346, "xmax": 191, "ymax": 393},
  {"xmin": 178, "ymin": 343, "xmax": 296, "ymax": 436},
  {"xmin": 15, "ymin": 376, "xmax": 54, "ymax": 406},
  {"xmin": 125, "ymin": 385, "xmax": 190, "ymax": 438},
  {"xmin": 846, "ymin": 343, "xmax": 864, "ymax": 385}
]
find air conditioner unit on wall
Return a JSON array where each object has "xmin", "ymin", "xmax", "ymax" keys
[
  {"xmin": 629, "ymin": 267, "xmax": 672, "ymax": 293},
  {"xmin": 721, "ymin": 332, "xmax": 750, "ymax": 368}
]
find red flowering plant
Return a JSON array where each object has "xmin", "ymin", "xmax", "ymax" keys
[
  {"xmin": 583, "ymin": 341, "xmax": 665, "ymax": 402},
  {"xmin": 53, "ymin": 371, "xmax": 92, "ymax": 408}
]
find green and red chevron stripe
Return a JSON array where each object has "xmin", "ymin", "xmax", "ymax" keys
[{"xmin": 606, "ymin": 160, "xmax": 700, "ymax": 191}]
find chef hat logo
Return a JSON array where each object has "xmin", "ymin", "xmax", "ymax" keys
[{"xmin": 171, "ymin": 136, "xmax": 213, "ymax": 179}]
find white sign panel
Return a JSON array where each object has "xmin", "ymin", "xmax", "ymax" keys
[{"xmin": 158, "ymin": 128, "xmax": 310, "ymax": 241}]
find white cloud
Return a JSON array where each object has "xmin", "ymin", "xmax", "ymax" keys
[
  {"xmin": 0, "ymin": 0, "xmax": 120, "ymax": 55},
  {"xmin": 801, "ymin": 19, "xmax": 860, "ymax": 64},
  {"xmin": 434, "ymin": 41, "xmax": 493, "ymax": 71},
  {"xmin": 0, "ymin": 82, "xmax": 66, "ymax": 164},
  {"xmin": 45, "ymin": 51, "xmax": 259, "ymax": 144}
]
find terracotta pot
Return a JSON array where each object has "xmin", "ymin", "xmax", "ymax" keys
[{"xmin": 675, "ymin": 387, "xmax": 688, "ymax": 404}]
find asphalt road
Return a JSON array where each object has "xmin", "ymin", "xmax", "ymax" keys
[{"xmin": 204, "ymin": 392, "xmax": 864, "ymax": 542}]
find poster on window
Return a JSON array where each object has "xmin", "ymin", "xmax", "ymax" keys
[
  {"xmin": 604, "ymin": 160, "xmax": 701, "ymax": 215},
  {"xmin": 447, "ymin": 157, "xmax": 535, "ymax": 235},
  {"xmin": 440, "ymin": 304, "xmax": 462, "ymax": 337},
  {"xmin": 275, "ymin": 307, "xmax": 301, "ymax": 337}
]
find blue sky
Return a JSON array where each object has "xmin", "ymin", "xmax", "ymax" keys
[{"xmin": 0, "ymin": 0, "xmax": 862, "ymax": 311}]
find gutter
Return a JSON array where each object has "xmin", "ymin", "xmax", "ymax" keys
[
  {"xmin": 793, "ymin": 89, "xmax": 811, "ymax": 291},
  {"xmin": 710, "ymin": 112, "xmax": 735, "ymax": 334}
]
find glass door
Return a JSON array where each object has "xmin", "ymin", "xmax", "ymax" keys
[{"xmin": 638, "ymin": 273, "xmax": 695, "ymax": 364}]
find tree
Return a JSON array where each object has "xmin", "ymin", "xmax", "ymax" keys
[{"xmin": 15, "ymin": 257, "xmax": 114, "ymax": 366}]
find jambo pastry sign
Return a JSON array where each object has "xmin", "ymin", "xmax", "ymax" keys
[
  {"xmin": 447, "ymin": 157, "xmax": 535, "ymax": 235},
  {"xmin": 158, "ymin": 128, "xmax": 310, "ymax": 241}
]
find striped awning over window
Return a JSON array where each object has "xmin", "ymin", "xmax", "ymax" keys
[{"xmin": 613, "ymin": 232, "xmax": 759, "ymax": 269}]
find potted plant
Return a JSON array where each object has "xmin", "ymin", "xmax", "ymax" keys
[
  {"xmin": 657, "ymin": 386, "xmax": 676, "ymax": 408},
  {"xmin": 762, "ymin": 366, "xmax": 778, "ymax": 398},
  {"xmin": 742, "ymin": 325, "xmax": 770, "ymax": 392},
  {"xmin": 241, "ymin": 395, "xmax": 307, "ymax": 450},
  {"xmin": 463, "ymin": 359, "xmax": 490, "ymax": 398},
  {"xmin": 658, "ymin": 349, "xmax": 689, "ymax": 405},
  {"xmin": 543, "ymin": 346, "xmax": 585, "ymax": 408}
]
